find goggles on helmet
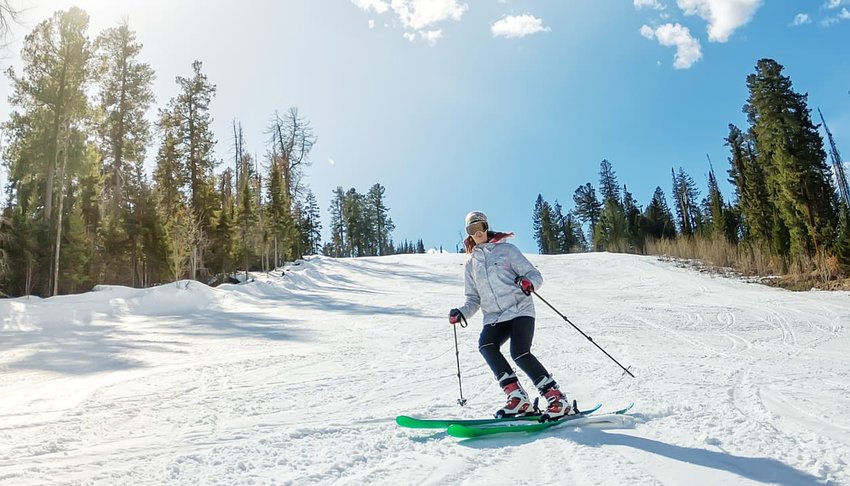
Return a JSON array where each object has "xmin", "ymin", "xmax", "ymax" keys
[{"xmin": 465, "ymin": 221, "xmax": 488, "ymax": 236}]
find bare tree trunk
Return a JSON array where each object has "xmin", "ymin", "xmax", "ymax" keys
[
  {"xmin": 191, "ymin": 242, "xmax": 197, "ymax": 281},
  {"xmin": 25, "ymin": 259, "xmax": 33, "ymax": 296},
  {"xmin": 52, "ymin": 128, "xmax": 70, "ymax": 296},
  {"xmin": 272, "ymin": 236, "xmax": 277, "ymax": 270}
]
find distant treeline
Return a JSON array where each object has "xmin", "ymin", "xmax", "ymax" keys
[
  {"xmin": 533, "ymin": 59, "xmax": 850, "ymax": 282},
  {"xmin": 0, "ymin": 8, "xmax": 423, "ymax": 297}
]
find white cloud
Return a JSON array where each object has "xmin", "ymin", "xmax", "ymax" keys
[
  {"xmin": 641, "ymin": 23, "xmax": 703, "ymax": 69},
  {"xmin": 352, "ymin": 0, "xmax": 390, "ymax": 14},
  {"xmin": 491, "ymin": 14, "xmax": 551, "ymax": 38},
  {"xmin": 368, "ymin": 19, "xmax": 376, "ymax": 29},
  {"xmin": 390, "ymin": 0, "xmax": 468, "ymax": 31},
  {"xmin": 634, "ymin": 0, "xmax": 665, "ymax": 10},
  {"xmin": 420, "ymin": 29, "xmax": 443, "ymax": 46},
  {"xmin": 791, "ymin": 13, "xmax": 811, "ymax": 26},
  {"xmin": 676, "ymin": 0, "xmax": 763, "ymax": 42},
  {"xmin": 822, "ymin": 7, "xmax": 850, "ymax": 25},
  {"xmin": 352, "ymin": 0, "xmax": 466, "ymax": 45},
  {"xmin": 826, "ymin": 0, "xmax": 846, "ymax": 9}
]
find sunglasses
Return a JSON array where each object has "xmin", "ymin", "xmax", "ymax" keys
[{"xmin": 465, "ymin": 221, "xmax": 488, "ymax": 236}]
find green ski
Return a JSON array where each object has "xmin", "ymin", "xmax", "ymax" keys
[
  {"xmin": 396, "ymin": 403, "xmax": 603, "ymax": 430},
  {"xmin": 446, "ymin": 403, "xmax": 634, "ymax": 438}
]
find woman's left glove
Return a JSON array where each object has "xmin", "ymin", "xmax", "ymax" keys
[
  {"xmin": 515, "ymin": 276, "xmax": 534, "ymax": 296},
  {"xmin": 448, "ymin": 308, "xmax": 464, "ymax": 325}
]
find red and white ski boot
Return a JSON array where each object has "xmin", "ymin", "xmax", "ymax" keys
[
  {"xmin": 535, "ymin": 375, "xmax": 571, "ymax": 421},
  {"xmin": 494, "ymin": 373, "xmax": 531, "ymax": 418}
]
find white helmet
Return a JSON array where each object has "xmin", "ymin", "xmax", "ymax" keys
[{"xmin": 465, "ymin": 211, "xmax": 488, "ymax": 227}]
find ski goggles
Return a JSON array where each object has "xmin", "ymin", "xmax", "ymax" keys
[{"xmin": 465, "ymin": 221, "xmax": 488, "ymax": 236}]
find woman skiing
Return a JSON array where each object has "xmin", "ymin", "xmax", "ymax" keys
[{"xmin": 449, "ymin": 211, "xmax": 570, "ymax": 420}]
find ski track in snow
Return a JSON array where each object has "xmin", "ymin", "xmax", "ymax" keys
[{"xmin": 1, "ymin": 252, "xmax": 849, "ymax": 485}]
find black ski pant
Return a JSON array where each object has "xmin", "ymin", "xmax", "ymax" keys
[{"xmin": 478, "ymin": 316, "xmax": 549, "ymax": 389}]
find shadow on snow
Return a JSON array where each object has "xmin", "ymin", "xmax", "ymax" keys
[
  {"xmin": 460, "ymin": 427, "xmax": 825, "ymax": 485},
  {"xmin": 0, "ymin": 308, "xmax": 314, "ymax": 375}
]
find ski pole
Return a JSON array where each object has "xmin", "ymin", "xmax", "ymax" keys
[
  {"xmin": 532, "ymin": 291, "xmax": 635, "ymax": 378},
  {"xmin": 453, "ymin": 314, "xmax": 468, "ymax": 406}
]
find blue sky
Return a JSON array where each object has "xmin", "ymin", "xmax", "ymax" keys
[{"xmin": 1, "ymin": 0, "xmax": 849, "ymax": 253}]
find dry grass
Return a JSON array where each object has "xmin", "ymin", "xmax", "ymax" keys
[{"xmin": 644, "ymin": 236, "xmax": 848, "ymax": 291}]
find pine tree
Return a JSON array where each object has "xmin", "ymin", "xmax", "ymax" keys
[
  {"xmin": 1, "ymin": 205, "xmax": 41, "ymax": 295},
  {"xmin": 395, "ymin": 239, "xmax": 424, "ymax": 255},
  {"xmin": 532, "ymin": 195, "xmax": 546, "ymax": 253},
  {"xmin": 301, "ymin": 190, "xmax": 322, "ymax": 255},
  {"xmin": 532, "ymin": 195, "xmax": 556, "ymax": 254},
  {"xmin": 164, "ymin": 204, "xmax": 193, "ymax": 282},
  {"xmin": 59, "ymin": 201, "xmax": 92, "ymax": 293},
  {"xmin": 595, "ymin": 198, "xmax": 628, "ymax": 252},
  {"xmin": 3, "ymin": 7, "xmax": 93, "ymax": 295},
  {"xmin": 152, "ymin": 110, "xmax": 184, "ymax": 218},
  {"xmin": 551, "ymin": 201, "xmax": 568, "ymax": 252},
  {"xmin": 343, "ymin": 188, "xmax": 366, "ymax": 257},
  {"xmin": 726, "ymin": 124, "xmax": 773, "ymax": 247},
  {"xmin": 328, "ymin": 187, "xmax": 345, "ymax": 257},
  {"xmin": 169, "ymin": 60, "xmax": 218, "ymax": 279},
  {"xmin": 75, "ymin": 145, "xmax": 102, "ymax": 287},
  {"xmin": 643, "ymin": 187, "xmax": 677, "ymax": 240},
  {"xmin": 210, "ymin": 168, "xmax": 236, "ymax": 276},
  {"xmin": 365, "ymin": 183, "xmax": 394, "ymax": 256},
  {"xmin": 130, "ymin": 164, "xmax": 168, "ymax": 287},
  {"xmin": 266, "ymin": 151, "xmax": 295, "ymax": 266},
  {"xmin": 561, "ymin": 211, "xmax": 586, "ymax": 253},
  {"xmin": 236, "ymin": 155, "xmax": 260, "ymax": 272},
  {"xmin": 622, "ymin": 185, "xmax": 644, "ymax": 252},
  {"xmin": 152, "ymin": 108, "xmax": 190, "ymax": 281},
  {"xmin": 93, "ymin": 20, "xmax": 155, "ymax": 284},
  {"xmin": 744, "ymin": 59, "xmax": 838, "ymax": 258},
  {"xmin": 703, "ymin": 163, "xmax": 734, "ymax": 242},
  {"xmin": 671, "ymin": 168, "xmax": 701, "ymax": 237},
  {"xmin": 599, "ymin": 159, "xmax": 621, "ymax": 206},
  {"xmin": 573, "ymin": 183, "xmax": 602, "ymax": 248},
  {"xmin": 94, "ymin": 22, "xmax": 155, "ymax": 213}
]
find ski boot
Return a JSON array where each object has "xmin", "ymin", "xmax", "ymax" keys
[
  {"xmin": 494, "ymin": 372, "xmax": 531, "ymax": 418},
  {"xmin": 535, "ymin": 374, "xmax": 571, "ymax": 421}
]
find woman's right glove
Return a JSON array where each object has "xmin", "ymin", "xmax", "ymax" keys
[{"xmin": 448, "ymin": 308, "xmax": 464, "ymax": 325}]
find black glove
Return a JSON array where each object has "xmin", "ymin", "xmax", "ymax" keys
[{"xmin": 448, "ymin": 308, "xmax": 464, "ymax": 325}]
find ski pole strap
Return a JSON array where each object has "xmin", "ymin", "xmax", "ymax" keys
[{"xmin": 459, "ymin": 314, "xmax": 468, "ymax": 328}]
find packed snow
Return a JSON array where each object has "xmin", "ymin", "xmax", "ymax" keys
[{"xmin": 1, "ymin": 252, "xmax": 849, "ymax": 485}]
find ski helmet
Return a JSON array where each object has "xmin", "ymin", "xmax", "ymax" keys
[{"xmin": 465, "ymin": 211, "xmax": 488, "ymax": 227}]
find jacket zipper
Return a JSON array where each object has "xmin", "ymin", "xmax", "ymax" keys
[{"xmin": 480, "ymin": 246, "xmax": 504, "ymax": 314}]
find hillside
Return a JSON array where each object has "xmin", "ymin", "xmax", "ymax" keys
[{"xmin": 1, "ymin": 253, "xmax": 848, "ymax": 485}]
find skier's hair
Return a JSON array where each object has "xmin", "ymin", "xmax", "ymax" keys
[{"xmin": 464, "ymin": 231, "xmax": 514, "ymax": 254}]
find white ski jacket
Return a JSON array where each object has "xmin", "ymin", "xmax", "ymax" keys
[{"xmin": 456, "ymin": 238, "xmax": 543, "ymax": 326}]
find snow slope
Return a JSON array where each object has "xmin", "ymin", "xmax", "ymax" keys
[{"xmin": 1, "ymin": 252, "xmax": 849, "ymax": 485}]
